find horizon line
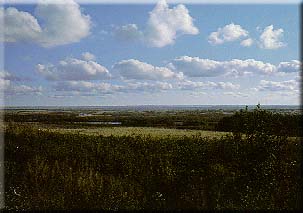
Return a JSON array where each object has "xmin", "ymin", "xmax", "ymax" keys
[{"xmin": 2, "ymin": 104, "xmax": 300, "ymax": 107}]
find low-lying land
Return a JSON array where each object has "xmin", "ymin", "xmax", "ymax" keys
[{"xmin": 2, "ymin": 106, "xmax": 302, "ymax": 210}]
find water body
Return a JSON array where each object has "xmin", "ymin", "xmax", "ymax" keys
[{"xmin": 75, "ymin": 121, "xmax": 122, "ymax": 125}]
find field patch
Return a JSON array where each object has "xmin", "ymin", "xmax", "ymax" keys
[{"xmin": 42, "ymin": 126, "xmax": 230, "ymax": 138}]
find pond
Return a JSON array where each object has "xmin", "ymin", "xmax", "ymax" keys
[{"xmin": 75, "ymin": 121, "xmax": 122, "ymax": 125}]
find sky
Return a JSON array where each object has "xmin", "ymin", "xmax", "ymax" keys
[{"xmin": 1, "ymin": 0, "xmax": 301, "ymax": 106}]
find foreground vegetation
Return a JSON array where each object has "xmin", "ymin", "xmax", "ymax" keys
[{"xmin": 3, "ymin": 107, "xmax": 302, "ymax": 210}]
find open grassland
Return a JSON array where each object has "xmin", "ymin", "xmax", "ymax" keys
[
  {"xmin": 42, "ymin": 126, "xmax": 230, "ymax": 138},
  {"xmin": 1, "ymin": 122, "xmax": 230, "ymax": 138},
  {"xmin": 4, "ymin": 122, "xmax": 299, "ymax": 141}
]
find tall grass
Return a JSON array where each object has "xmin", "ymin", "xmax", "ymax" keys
[{"xmin": 4, "ymin": 123, "xmax": 301, "ymax": 210}]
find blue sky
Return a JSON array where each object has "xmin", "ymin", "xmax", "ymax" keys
[{"xmin": 1, "ymin": 0, "xmax": 301, "ymax": 106}]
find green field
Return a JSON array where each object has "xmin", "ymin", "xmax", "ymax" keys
[{"xmin": 41, "ymin": 126, "xmax": 230, "ymax": 138}]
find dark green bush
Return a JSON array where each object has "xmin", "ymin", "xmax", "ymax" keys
[{"xmin": 216, "ymin": 106, "xmax": 302, "ymax": 137}]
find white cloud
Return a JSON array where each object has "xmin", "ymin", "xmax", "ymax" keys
[
  {"xmin": 37, "ymin": 57, "xmax": 110, "ymax": 81},
  {"xmin": 259, "ymin": 25, "xmax": 286, "ymax": 49},
  {"xmin": 0, "ymin": 79, "xmax": 11, "ymax": 91},
  {"xmin": 7, "ymin": 85, "xmax": 43, "ymax": 95},
  {"xmin": 1, "ymin": 0, "xmax": 91, "ymax": 47},
  {"xmin": 208, "ymin": 23, "xmax": 248, "ymax": 45},
  {"xmin": 114, "ymin": 0, "xmax": 199, "ymax": 47},
  {"xmin": 35, "ymin": 0, "xmax": 91, "ymax": 47},
  {"xmin": 1, "ymin": 80, "xmax": 43, "ymax": 96},
  {"xmin": 124, "ymin": 81, "xmax": 173, "ymax": 92},
  {"xmin": 224, "ymin": 59, "xmax": 276, "ymax": 76},
  {"xmin": 53, "ymin": 80, "xmax": 172, "ymax": 95},
  {"xmin": 0, "ymin": 72, "xmax": 36, "ymax": 96},
  {"xmin": 169, "ymin": 56, "xmax": 276, "ymax": 77},
  {"xmin": 145, "ymin": 0, "xmax": 199, "ymax": 47},
  {"xmin": 82, "ymin": 52, "xmax": 96, "ymax": 61},
  {"xmin": 223, "ymin": 91, "xmax": 249, "ymax": 98},
  {"xmin": 112, "ymin": 59, "xmax": 183, "ymax": 80},
  {"xmin": 215, "ymin": 82, "xmax": 240, "ymax": 90},
  {"xmin": 0, "ymin": 71, "xmax": 22, "ymax": 81},
  {"xmin": 54, "ymin": 81, "xmax": 120, "ymax": 93},
  {"xmin": 54, "ymin": 81, "xmax": 100, "ymax": 92},
  {"xmin": 256, "ymin": 79, "xmax": 299, "ymax": 92},
  {"xmin": 113, "ymin": 24, "xmax": 144, "ymax": 41},
  {"xmin": 0, "ymin": 7, "xmax": 42, "ymax": 42},
  {"xmin": 169, "ymin": 56, "xmax": 224, "ymax": 77},
  {"xmin": 177, "ymin": 80, "xmax": 240, "ymax": 90},
  {"xmin": 52, "ymin": 79, "xmax": 241, "ymax": 96},
  {"xmin": 240, "ymin": 38, "xmax": 253, "ymax": 47},
  {"xmin": 277, "ymin": 60, "xmax": 301, "ymax": 73},
  {"xmin": 188, "ymin": 91, "xmax": 207, "ymax": 97}
]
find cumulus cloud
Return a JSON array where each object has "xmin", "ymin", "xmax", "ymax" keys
[
  {"xmin": 277, "ymin": 60, "xmax": 301, "ymax": 73},
  {"xmin": 112, "ymin": 59, "xmax": 183, "ymax": 80},
  {"xmin": 0, "ymin": 71, "xmax": 22, "ymax": 81},
  {"xmin": 177, "ymin": 80, "xmax": 240, "ymax": 90},
  {"xmin": 145, "ymin": 0, "xmax": 199, "ymax": 47},
  {"xmin": 6, "ymin": 84, "xmax": 43, "ymax": 95},
  {"xmin": 240, "ymin": 38, "xmax": 253, "ymax": 47},
  {"xmin": 82, "ymin": 52, "xmax": 96, "ymax": 61},
  {"xmin": 1, "ymin": 0, "xmax": 91, "ymax": 47},
  {"xmin": 259, "ymin": 25, "xmax": 286, "ymax": 49},
  {"xmin": 35, "ymin": 0, "xmax": 91, "ymax": 47},
  {"xmin": 224, "ymin": 59, "xmax": 276, "ymax": 76},
  {"xmin": 214, "ymin": 82, "xmax": 240, "ymax": 90},
  {"xmin": 37, "ymin": 57, "xmax": 110, "ymax": 81},
  {"xmin": 54, "ymin": 81, "xmax": 120, "ymax": 93},
  {"xmin": 169, "ymin": 56, "xmax": 224, "ymax": 77},
  {"xmin": 124, "ymin": 81, "xmax": 173, "ymax": 92},
  {"xmin": 52, "ymin": 79, "xmax": 240, "ymax": 96},
  {"xmin": 208, "ymin": 23, "xmax": 249, "ymax": 45},
  {"xmin": 256, "ymin": 80, "xmax": 298, "ymax": 92},
  {"xmin": 0, "ymin": 78, "xmax": 11, "ymax": 91},
  {"xmin": 169, "ymin": 56, "xmax": 276, "ymax": 77},
  {"xmin": 53, "ymin": 80, "xmax": 172, "ymax": 95},
  {"xmin": 113, "ymin": 24, "xmax": 144, "ymax": 41},
  {"xmin": 114, "ymin": 0, "xmax": 199, "ymax": 47},
  {"xmin": 223, "ymin": 91, "xmax": 249, "ymax": 98},
  {"xmin": 1, "ymin": 79, "xmax": 43, "ymax": 96},
  {"xmin": 0, "ymin": 7, "xmax": 42, "ymax": 42}
]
